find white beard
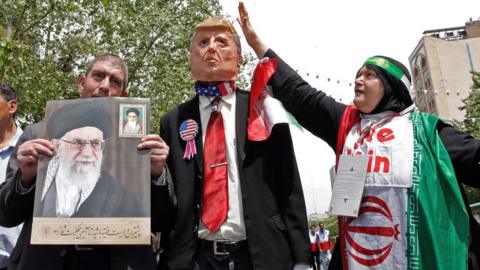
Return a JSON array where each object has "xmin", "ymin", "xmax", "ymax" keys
[
  {"xmin": 127, "ymin": 120, "xmax": 136, "ymax": 128},
  {"xmin": 54, "ymin": 144, "xmax": 102, "ymax": 217},
  {"xmin": 124, "ymin": 121, "xmax": 140, "ymax": 133}
]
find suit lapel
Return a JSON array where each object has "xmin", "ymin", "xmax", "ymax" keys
[
  {"xmin": 235, "ymin": 90, "xmax": 248, "ymax": 165},
  {"xmin": 178, "ymin": 95, "xmax": 204, "ymax": 176}
]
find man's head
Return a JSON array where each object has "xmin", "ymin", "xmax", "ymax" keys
[
  {"xmin": 0, "ymin": 82, "xmax": 18, "ymax": 123},
  {"xmin": 57, "ymin": 126, "xmax": 104, "ymax": 177},
  {"xmin": 188, "ymin": 18, "xmax": 243, "ymax": 82},
  {"xmin": 47, "ymin": 102, "xmax": 112, "ymax": 180},
  {"xmin": 126, "ymin": 108, "xmax": 140, "ymax": 124},
  {"xmin": 319, "ymin": 222, "xmax": 324, "ymax": 230},
  {"xmin": 78, "ymin": 53, "xmax": 128, "ymax": 98},
  {"xmin": 310, "ymin": 225, "xmax": 316, "ymax": 232}
]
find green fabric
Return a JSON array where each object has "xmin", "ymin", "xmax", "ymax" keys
[
  {"xmin": 364, "ymin": 56, "xmax": 405, "ymax": 81},
  {"xmin": 409, "ymin": 112, "xmax": 469, "ymax": 270}
]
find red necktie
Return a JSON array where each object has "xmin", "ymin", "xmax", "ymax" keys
[{"xmin": 201, "ymin": 97, "xmax": 228, "ymax": 232}]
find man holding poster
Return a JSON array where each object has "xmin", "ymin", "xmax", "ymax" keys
[{"xmin": 0, "ymin": 53, "xmax": 172, "ymax": 270}]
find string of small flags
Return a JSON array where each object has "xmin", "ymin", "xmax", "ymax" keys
[
  {"xmin": 294, "ymin": 68, "xmax": 354, "ymax": 87},
  {"xmin": 413, "ymin": 89, "xmax": 480, "ymax": 96},
  {"xmin": 447, "ymin": 118, "xmax": 480, "ymax": 123}
]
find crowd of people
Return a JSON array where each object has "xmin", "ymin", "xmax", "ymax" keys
[{"xmin": 0, "ymin": 2, "xmax": 478, "ymax": 270}]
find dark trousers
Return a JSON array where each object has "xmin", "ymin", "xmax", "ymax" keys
[
  {"xmin": 310, "ymin": 250, "xmax": 320, "ymax": 270},
  {"xmin": 194, "ymin": 241, "xmax": 253, "ymax": 270},
  {"xmin": 63, "ymin": 246, "xmax": 110, "ymax": 270}
]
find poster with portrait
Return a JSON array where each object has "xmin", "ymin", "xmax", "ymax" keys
[
  {"xmin": 119, "ymin": 104, "xmax": 146, "ymax": 137},
  {"xmin": 31, "ymin": 97, "xmax": 151, "ymax": 245}
]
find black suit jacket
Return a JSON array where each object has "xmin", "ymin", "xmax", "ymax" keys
[
  {"xmin": 159, "ymin": 89, "xmax": 310, "ymax": 270},
  {"xmin": 0, "ymin": 122, "xmax": 169, "ymax": 270}
]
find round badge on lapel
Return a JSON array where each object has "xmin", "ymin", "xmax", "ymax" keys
[{"xmin": 179, "ymin": 119, "xmax": 199, "ymax": 160}]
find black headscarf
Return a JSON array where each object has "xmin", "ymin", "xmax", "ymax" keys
[{"xmin": 358, "ymin": 56, "xmax": 413, "ymax": 114}]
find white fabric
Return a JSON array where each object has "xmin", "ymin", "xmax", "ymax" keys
[
  {"xmin": 197, "ymin": 93, "xmax": 246, "ymax": 241},
  {"xmin": 309, "ymin": 230, "xmax": 319, "ymax": 244},
  {"xmin": 317, "ymin": 229, "xmax": 329, "ymax": 245},
  {"xmin": 0, "ymin": 126, "xmax": 22, "ymax": 181},
  {"xmin": 342, "ymin": 111, "xmax": 413, "ymax": 188},
  {"xmin": 42, "ymin": 142, "xmax": 101, "ymax": 217},
  {"xmin": 344, "ymin": 187, "xmax": 408, "ymax": 270},
  {"xmin": 341, "ymin": 112, "xmax": 413, "ymax": 269},
  {"xmin": 123, "ymin": 122, "xmax": 141, "ymax": 134}
]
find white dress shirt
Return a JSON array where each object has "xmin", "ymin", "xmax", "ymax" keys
[{"xmin": 197, "ymin": 93, "xmax": 246, "ymax": 241}]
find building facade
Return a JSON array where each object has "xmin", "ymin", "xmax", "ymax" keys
[{"xmin": 409, "ymin": 18, "xmax": 480, "ymax": 121}]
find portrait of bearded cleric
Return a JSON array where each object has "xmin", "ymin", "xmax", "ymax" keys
[
  {"xmin": 119, "ymin": 104, "xmax": 146, "ymax": 137},
  {"xmin": 33, "ymin": 100, "xmax": 149, "ymax": 219}
]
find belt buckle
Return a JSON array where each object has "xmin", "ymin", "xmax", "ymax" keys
[
  {"xmin": 213, "ymin": 240, "xmax": 231, "ymax": 256},
  {"xmin": 74, "ymin": 245, "xmax": 94, "ymax": 251}
]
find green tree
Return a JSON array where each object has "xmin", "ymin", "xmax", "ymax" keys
[
  {"xmin": 460, "ymin": 71, "xmax": 480, "ymax": 138},
  {"xmin": 0, "ymin": 0, "xmax": 222, "ymax": 132},
  {"xmin": 458, "ymin": 70, "xmax": 480, "ymax": 204}
]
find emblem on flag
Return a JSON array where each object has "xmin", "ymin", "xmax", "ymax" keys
[
  {"xmin": 179, "ymin": 119, "xmax": 199, "ymax": 160},
  {"xmin": 345, "ymin": 196, "xmax": 400, "ymax": 266}
]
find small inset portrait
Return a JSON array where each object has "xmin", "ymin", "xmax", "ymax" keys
[{"xmin": 119, "ymin": 104, "xmax": 146, "ymax": 137}]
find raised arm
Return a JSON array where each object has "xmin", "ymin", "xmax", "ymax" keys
[
  {"xmin": 237, "ymin": 2, "xmax": 268, "ymax": 58},
  {"xmin": 238, "ymin": 2, "xmax": 346, "ymax": 149}
]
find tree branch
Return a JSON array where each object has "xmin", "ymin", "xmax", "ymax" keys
[
  {"xmin": 128, "ymin": 30, "xmax": 163, "ymax": 84},
  {"xmin": 14, "ymin": 2, "xmax": 55, "ymax": 40}
]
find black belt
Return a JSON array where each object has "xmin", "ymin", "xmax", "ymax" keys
[{"xmin": 198, "ymin": 239, "xmax": 248, "ymax": 256}]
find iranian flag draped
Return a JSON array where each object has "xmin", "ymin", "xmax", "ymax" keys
[
  {"xmin": 248, "ymin": 58, "xmax": 301, "ymax": 141},
  {"xmin": 336, "ymin": 105, "xmax": 469, "ymax": 270}
]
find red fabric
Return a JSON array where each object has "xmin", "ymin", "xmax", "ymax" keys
[
  {"xmin": 310, "ymin": 243, "xmax": 319, "ymax": 252},
  {"xmin": 247, "ymin": 58, "xmax": 278, "ymax": 141},
  {"xmin": 320, "ymin": 241, "xmax": 331, "ymax": 251},
  {"xmin": 335, "ymin": 104, "xmax": 360, "ymax": 166},
  {"xmin": 201, "ymin": 97, "xmax": 228, "ymax": 232},
  {"xmin": 336, "ymin": 104, "xmax": 361, "ymax": 270}
]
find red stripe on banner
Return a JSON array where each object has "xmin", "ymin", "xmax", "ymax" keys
[
  {"xmin": 347, "ymin": 225, "xmax": 396, "ymax": 237},
  {"xmin": 345, "ymin": 230, "xmax": 392, "ymax": 255},
  {"xmin": 361, "ymin": 196, "xmax": 393, "ymax": 221},
  {"xmin": 227, "ymin": 81, "xmax": 235, "ymax": 94},
  {"xmin": 349, "ymin": 244, "xmax": 393, "ymax": 266},
  {"xmin": 247, "ymin": 58, "xmax": 278, "ymax": 141},
  {"xmin": 335, "ymin": 105, "xmax": 360, "ymax": 167},
  {"xmin": 358, "ymin": 206, "xmax": 392, "ymax": 222},
  {"xmin": 218, "ymin": 83, "xmax": 228, "ymax": 96},
  {"xmin": 218, "ymin": 81, "xmax": 236, "ymax": 96}
]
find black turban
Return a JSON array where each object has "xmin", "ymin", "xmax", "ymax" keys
[
  {"xmin": 47, "ymin": 102, "xmax": 112, "ymax": 139},
  {"xmin": 126, "ymin": 107, "xmax": 140, "ymax": 116}
]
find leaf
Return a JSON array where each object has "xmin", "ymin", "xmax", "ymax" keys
[{"xmin": 1, "ymin": 0, "xmax": 223, "ymax": 133}]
